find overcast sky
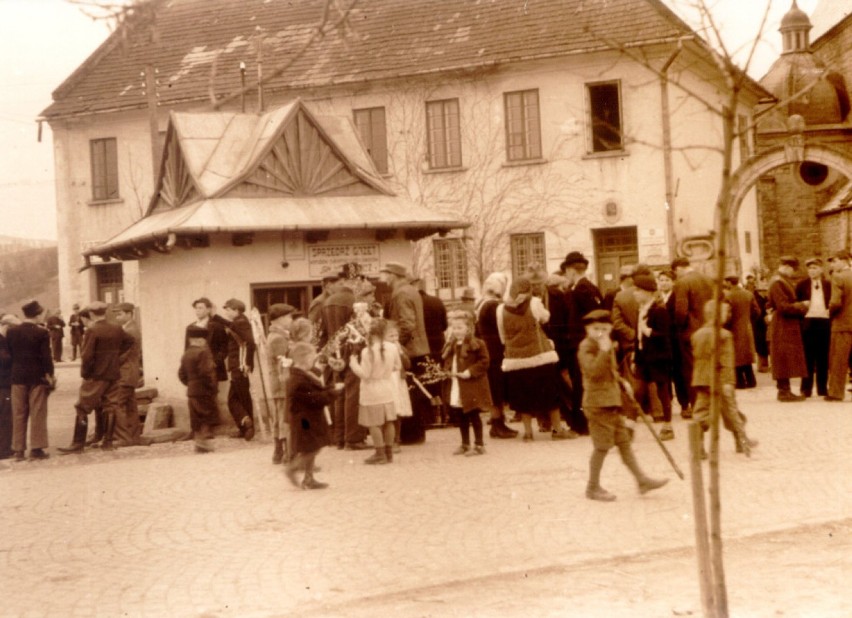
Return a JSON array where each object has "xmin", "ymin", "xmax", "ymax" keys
[{"xmin": 0, "ymin": 0, "xmax": 828, "ymax": 241}]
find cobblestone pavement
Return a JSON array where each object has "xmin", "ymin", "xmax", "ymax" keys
[{"xmin": 0, "ymin": 365, "xmax": 850, "ymax": 617}]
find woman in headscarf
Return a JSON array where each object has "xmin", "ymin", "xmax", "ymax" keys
[
  {"xmin": 474, "ymin": 272, "xmax": 517, "ymax": 439},
  {"xmin": 497, "ymin": 276, "xmax": 575, "ymax": 441}
]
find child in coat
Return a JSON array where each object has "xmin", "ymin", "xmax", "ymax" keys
[
  {"xmin": 442, "ymin": 310, "xmax": 492, "ymax": 456},
  {"xmin": 285, "ymin": 342, "xmax": 343, "ymax": 490},
  {"xmin": 691, "ymin": 299, "xmax": 759, "ymax": 456},
  {"xmin": 384, "ymin": 321, "xmax": 413, "ymax": 454},
  {"xmin": 179, "ymin": 325, "xmax": 219, "ymax": 453},
  {"xmin": 349, "ymin": 318, "xmax": 400, "ymax": 465},
  {"xmin": 578, "ymin": 309, "xmax": 668, "ymax": 501}
]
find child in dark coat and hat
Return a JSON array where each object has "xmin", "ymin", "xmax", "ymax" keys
[
  {"xmin": 179, "ymin": 325, "xmax": 218, "ymax": 452},
  {"xmin": 578, "ymin": 309, "xmax": 668, "ymax": 501}
]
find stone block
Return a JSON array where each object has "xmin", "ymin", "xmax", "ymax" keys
[{"xmin": 143, "ymin": 403, "xmax": 173, "ymax": 432}]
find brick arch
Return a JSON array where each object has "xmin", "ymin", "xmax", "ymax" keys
[{"xmin": 723, "ymin": 144, "xmax": 852, "ymax": 272}]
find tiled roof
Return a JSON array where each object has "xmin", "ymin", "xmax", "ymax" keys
[{"xmin": 43, "ymin": 0, "xmax": 695, "ymax": 119}]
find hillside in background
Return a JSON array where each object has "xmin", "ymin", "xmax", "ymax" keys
[{"xmin": 0, "ymin": 245, "xmax": 60, "ymax": 317}]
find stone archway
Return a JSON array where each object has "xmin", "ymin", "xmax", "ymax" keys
[{"xmin": 722, "ymin": 140, "xmax": 852, "ymax": 273}]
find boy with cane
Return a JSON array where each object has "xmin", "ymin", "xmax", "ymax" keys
[{"xmin": 578, "ymin": 309, "xmax": 668, "ymax": 502}]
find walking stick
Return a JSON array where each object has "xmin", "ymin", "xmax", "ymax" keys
[{"xmin": 620, "ymin": 379, "xmax": 685, "ymax": 480}]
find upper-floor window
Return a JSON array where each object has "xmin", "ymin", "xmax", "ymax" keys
[
  {"xmin": 353, "ymin": 107, "xmax": 388, "ymax": 174},
  {"xmin": 433, "ymin": 237, "xmax": 467, "ymax": 295},
  {"xmin": 90, "ymin": 138, "xmax": 119, "ymax": 201},
  {"xmin": 510, "ymin": 232, "xmax": 546, "ymax": 280},
  {"xmin": 426, "ymin": 98, "xmax": 462, "ymax": 169},
  {"xmin": 505, "ymin": 89, "xmax": 542, "ymax": 162},
  {"xmin": 587, "ymin": 82, "xmax": 623, "ymax": 153}
]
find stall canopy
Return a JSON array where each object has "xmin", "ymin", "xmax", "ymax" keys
[{"xmin": 85, "ymin": 99, "xmax": 468, "ymax": 261}]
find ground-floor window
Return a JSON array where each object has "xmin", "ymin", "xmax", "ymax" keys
[
  {"xmin": 510, "ymin": 232, "xmax": 546, "ymax": 280},
  {"xmin": 433, "ymin": 238, "xmax": 468, "ymax": 298},
  {"xmin": 252, "ymin": 282, "xmax": 323, "ymax": 327},
  {"xmin": 95, "ymin": 263, "xmax": 124, "ymax": 304}
]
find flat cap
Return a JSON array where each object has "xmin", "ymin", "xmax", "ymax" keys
[
  {"xmin": 115, "ymin": 302, "xmax": 135, "ymax": 313},
  {"xmin": 583, "ymin": 309, "xmax": 612, "ymax": 324},
  {"xmin": 268, "ymin": 303, "xmax": 299, "ymax": 321},
  {"xmin": 86, "ymin": 301, "xmax": 109, "ymax": 314},
  {"xmin": 779, "ymin": 256, "xmax": 800, "ymax": 268},
  {"xmin": 804, "ymin": 257, "xmax": 823, "ymax": 267},
  {"xmin": 633, "ymin": 274, "xmax": 658, "ymax": 292},
  {"xmin": 223, "ymin": 298, "xmax": 246, "ymax": 313}
]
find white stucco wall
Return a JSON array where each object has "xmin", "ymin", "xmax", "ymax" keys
[{"xmin": 137, "ymin": 231, "xmax": 412, "ymax": 400}]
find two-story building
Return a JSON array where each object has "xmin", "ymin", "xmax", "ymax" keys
[{"xmin": 42, "ymin": 0, "xmax": 767, "ymax": 401}]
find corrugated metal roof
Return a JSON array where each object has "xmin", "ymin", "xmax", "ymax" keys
[
  {"xmin": 85, "ymin": 196, "xmax": 469, "ymax": 257},
  {"xmin": 43, "ymin": 0, "xmax": 699, "ymax": 119}
]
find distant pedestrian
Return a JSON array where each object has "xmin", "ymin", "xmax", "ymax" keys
[
  {"xmin": 7, "ymin": 300, "xmax": 54, "ymax": 461},
  {"xmin": 179, "ymin": 325, "xmax": 218, "ymax": 452},
  {"xmin": 285, "ymin": 342, "xmax": 341, "ymax": 490},
  {"xmin": 69, "ymin": 304, "xmax": 84, "ymax": 361},
  {"xmin": 795, "ymin": 258, "xmax": 831, "ymax": 397},
  {"xmin": 724, "ymin": 276, "xmax": 759, "ymax": 390},
  {"xmin": 443, "ymin": 310, "xmax": 491, "ymax": 456},
  {"xmin": 186, "ymin": 298, "xmax": 230, "ymax": 407},
  {"xmin": 221, "ymin": 298, "xmax": 256, "ymax": 439},
  {"xmin": 46, "ymin": 310, "xmax": 65, "ymax": 363},
  {"xmin": 350, "ymin": 318, "xmax": 399, "ymax": 465},
  {"xmin": 767, "ymin": 257, "xmax": 809, "ymax": 402},
  {"xmin": 826, "ymin": 250, "xmax": 852, "ymax": 401},
  {"xmin": 577, "ymin": 309, "xmax": 667, "ymax": 502}
]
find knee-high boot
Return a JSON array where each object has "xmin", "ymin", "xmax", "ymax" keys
[
  {"xmin": 86, "ymin": 408, "xmax": 105, "ymax": 446},
  {"xmin": 101, "ymin": 412, "xmax": 117, "ymax": 451},
  {"xmin": 59, "ymin": 414, "xmax": 88, "ymax": 454}
]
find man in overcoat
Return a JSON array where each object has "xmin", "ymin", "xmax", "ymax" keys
[
  {"xmin": 795, "ymin": 258, "xmax": 831, "ymax": 398},
  {"xmin": 113, "ymin": 302, "xmax": 143, "ymax": 446},
  {"xmin": 826, "ymin": 250, "xmax": 852, "ymax": 401},
  {"xmin": 68, "ymin": 304, "xmax": 84, "ymax": 361},
  {"xmin": 7, "ymin": 300, "xmax": 54, "ymax": 460},
  {"xmin": 671, "ymin": 257, "xmax": 714, "ymax": 415},
  {"xmin": 768, "ymin": 257, "xmax": 809, "ymax": 402},
  {"xmin": 724, "ymin": 276, "xmax": 759, "ymax": 389},
  {"xmin": 59, "ymin": 301, "xmax": 134, "ymax": 452},
  {"xmin": 381, "ymin": 261, "xmax": 430, "ymax": 443},
  {"xmin": 0, "ymin": 313, "xmax": 19, "ymax": 459}
]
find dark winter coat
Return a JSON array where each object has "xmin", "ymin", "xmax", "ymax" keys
[
  {"xmin": 633, "ymin": 300, "xmax": 672, "ymax": 382},
  {"xmin": 672, "ymin": 269, "xmax": 714, "ymax": 340},
  {"xmin": 287, "ymin": 366, "xmax": 335, "ymax": 454},
  {"xmin": 223, "ymin": 313, "xmax": 255, "ymax": 374},
  {"xmin": 420, "ymin": 290, "xmax": 447, "ymax": 358},
  {"xmin": 475, "ymin": 298, "xmax": 505, "ymax": 407},
  {"xmin": 119, "ymin": 319, "xmax": 142, "ymax": 388},
  {"xmin": 828, "ymin": 268, "xmax": 852, "ymax": 333},
  {"xmin": 725, "ymin": 286, "xmax": 758, "ymax": 367},
  {"xmin": 7, "ymin": 322, "xmax": 54, "ymax": 386},
  {"xmin": 441, "ymin": 335, "xmax": 493, "ymax": 413},
  {"xmin": 543, "ymin": 284, "xmax": 572, "ymax": 365},
  {"xmin": 186, "ymin": 315, "xmax": 230, "ymax": 381},
  {"xmin": 80, "ymin": 319, "xmax": 135, "ymax": 382},
  {"xmin": 768, "ymin": 274, "xmax": 808, "ymax": 379},
  {"xmin": 568, "ymin": 276, "xmax": 603, "ymax": 348},
  {"xmin": 179, "ymin": 344, "xmax": 218, "ymax": 397},
  {"xmin": 0, "ymin": 333, "xmax": 11, "ymax": 389}
]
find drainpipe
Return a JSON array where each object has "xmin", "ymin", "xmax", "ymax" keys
[{"xmin": 660, "ymin": 42, "xmax": 684, "ymax": 260}]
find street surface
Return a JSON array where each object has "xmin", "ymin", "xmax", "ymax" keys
[{"xmin": 1, "ymin": 363, "xmax": 850, "ymax": 617}]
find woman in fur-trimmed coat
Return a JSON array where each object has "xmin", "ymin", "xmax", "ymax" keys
[{"xmin": 497, "ymin": 276, "xmax": 575, "ymax": 442}]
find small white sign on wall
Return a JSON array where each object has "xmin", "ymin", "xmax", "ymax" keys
[{"xmin": 307, "ymin": 243, "xmax": 381, "ymax": 277}]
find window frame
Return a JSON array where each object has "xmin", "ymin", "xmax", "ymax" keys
[
  {"xmin": 425, "ymin": 98, "xmax": 462, "ymax": 170},
  {"xmin": 504, "ymin": 88, "xmax": 542, "ymax": 162},
  {"xmin": 353, "ymin": 106, "xmax": 389, "ymax": 174},
  {"xmin": 510, "ymin": 232, "xmax": 546, "ymax": 280},
  {"xmin": 586, "ymin": 81, "xmax": 624, "ymax": 154},
  {"xmin": 433, "ymin": 237, "xmax": 468, "ymax": 296},
  {"xmin": 90, "ymin": 137, "xmax": 120, "ymax": 202}
]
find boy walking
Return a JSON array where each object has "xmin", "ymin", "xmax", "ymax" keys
[{"xmin": 578, "ymin": 309, "xmax": 668, "ymax": 502}]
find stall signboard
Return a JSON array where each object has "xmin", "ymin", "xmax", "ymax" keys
[{"xmin": 307, "ymin": 243, "xmax": 381, "ymax": 277}]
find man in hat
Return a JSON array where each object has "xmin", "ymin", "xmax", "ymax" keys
[
  {"xmin": 562, "ymin": 251, "xmax": 602, "ymax": 432},
  {"xmin": 113, "ymin": 302, "xmax": 143, "ymax": 446},
  {"xmin": 768, "ymin": 257, "xmax": 809, "ymax": 402},
  {"xmin": 826, "ymin": 250, "xmax": 852, "ymax": 400},
  {"xmin": 795, "ymin": 258, "xmax": 831, "ymax": 397},
  {"xmin": 266, "ymin": 303, "xmax": 300, "ymax": 463},
  {"xmin": 380, "ymin": 261, "xmax": 430, "ymax": 443},
  {"xmin": 221, "ymin": 298, "xmax": 256, "ymax": 440},
  {"xmin": 6, "ymin": 301, "xmax": 54, "ymax": 460},
  {"xmin": 68, "ymin": 304, "xmax": 84, "ymax": 361},
  {"xmin": 671, "ymin": 257, "xmax": 714, "ymax": 416},
  {"xmin": 577, "ymin": 309, "xmax": 667, "ymax": 501},
  {"xmin": 59, "ymin": 301, "xmax": 135, "ymax": 453},
  {"xmin": 0, "ymin": 313, "xmax": 21, "ymax": 459}
]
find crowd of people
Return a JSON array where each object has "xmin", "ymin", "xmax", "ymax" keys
[{"xmin": 5, "ymin": 248, "xmax": 850, "ymax": 498}]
